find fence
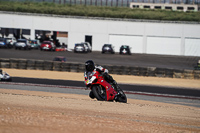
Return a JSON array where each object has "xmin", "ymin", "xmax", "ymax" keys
[
  {"xmin": 0, "ymin": 58, "xmax": 200, "ymax": 79},
  {"xmin": 3, "ymin": 0, "xmax": 200, "ymax": 7}
]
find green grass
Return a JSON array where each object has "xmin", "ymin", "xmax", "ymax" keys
[{"xmin": 0, "ymin": 1, "xmax": 200, "ymax": 22}]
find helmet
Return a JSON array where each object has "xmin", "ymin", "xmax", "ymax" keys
[{"xmin": 85, "ymin": 60, "xmax": 95, "ymax": 72}]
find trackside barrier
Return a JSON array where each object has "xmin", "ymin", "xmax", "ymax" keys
[{"xmin": 0, "ymin": 58, "xmax": 199, "ymax": 80}]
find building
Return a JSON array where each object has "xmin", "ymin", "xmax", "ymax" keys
[
  {"xmin": 0, "ymin": 11, "xmax": 200, "ymax": 56},
  {"xmin": 130, "ymin": 2, "xmax": 198, "ymax": 12}
]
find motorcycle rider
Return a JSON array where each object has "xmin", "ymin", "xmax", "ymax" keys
[
  {"xmin": 0, "ymin": 69, "xmax": 3, "ymax": 80},
  {"xmin": 84, "ymin": 60, "xmax": 119, "ymax": 99}
]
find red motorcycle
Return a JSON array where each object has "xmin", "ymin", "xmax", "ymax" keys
[{"xmin": 85, "ymin": 71, "xmax": 127, "ymax": 103}]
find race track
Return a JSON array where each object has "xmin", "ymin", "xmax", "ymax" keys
[
  {"xmin": 8, "ymin": 77, "xmax": 200, "ymax": 98},
  {"xmin": 0, "ymin": 59, "xmax": 200, "ymax": 132},
  {"xmin": 0, "ymin": 48, "xmax": 199, "ymax": 70},
  {"xmin": 1, "ymin": 81, "xmax": 200, "ymax": 108}
]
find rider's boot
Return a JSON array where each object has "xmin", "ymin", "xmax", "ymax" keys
[{"xmin": 114, "ymin": 92, "xmax": 121, "ymax": 101}]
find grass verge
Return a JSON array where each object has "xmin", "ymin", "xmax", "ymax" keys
[{"xmin": 0, "ymin": 1, "xmax": 200, "ymax": 22}]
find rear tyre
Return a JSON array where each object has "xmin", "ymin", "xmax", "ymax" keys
[{"xmin": 92, "ymin": 85, "xmax": 107, "ymax": 101}]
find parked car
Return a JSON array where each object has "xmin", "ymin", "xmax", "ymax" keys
[
  {"xmin": 53, "ymin": 56, "xmax": 66, "ymax": 62},
  {"xmin": 15, "ymin": 39, "xmax": 31, "ymax": 50},
  {"xmin": 6, "ymin": 37, "xmax": 16, "ymax": 47},
  {"xmin": 40, "ymin": 41, "xmax": 56, "ymax": 51},
  {"xmin": 29, "ymin": 40, "xmax": 40, "ymax": 49},
  {"xmin": 119, "ymin": 45, "xmax": 131, "ymax": 55},
  {"xmin": 74, "ymin": 43, "xmax": 88, "ymax": 53},
  {"xmin": 0, "ymin": 38, "xmax": 13, "ymax": 48},
  {"xmin": 82, "ymin": 42, "xmax": 92, "ymax": 52},
  {"xmin": 102, "ymin": 44, "xmax": 115, "ymax": 54}
]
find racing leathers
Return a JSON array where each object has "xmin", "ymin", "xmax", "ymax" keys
[
  {"xmin": 0, "ymin": 69, "xmax": 4, "ymax": 81},
  {"xmin": 84, "ymin": 65, "xmax": 119, "ymax": 91},
  {"xmin": 0, "ymin": 69, "xmax": 11, "ymax": 81},
  {"xmin": 0, "ymin": 73, "xmax": 3, "ymax": 81}
]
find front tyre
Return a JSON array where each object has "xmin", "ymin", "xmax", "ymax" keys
[
  {"xmin": 92, "ymin": 85, "xmax": 107, "ymax": 101},
  {"xmin": 89, "ymin": 91, "xmax": 95, "ymax": 99}
]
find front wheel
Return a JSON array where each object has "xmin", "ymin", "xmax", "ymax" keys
[{"xmin": 92, "ymin": 85, "xmax": 107, "ymax": 101}]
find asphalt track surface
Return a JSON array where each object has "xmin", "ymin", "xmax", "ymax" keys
[
  {"xmin": 1, "ymin": 81, "xmax": 200, "ymax": 108},
  {"xmin": 8, "ymin": 77, "xmax": 200, "ymax": 99},
  {"xmin": 0, "ymin": 48, "xmax": 200, "ymax": 70},
  {"xmin": 1, "ymin": 48, "xmax": 200, "ymax": 99}
]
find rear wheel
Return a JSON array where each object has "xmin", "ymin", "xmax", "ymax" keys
[{"xmin": 92, "ymin": 85, "xmax": 107, "ymax": 101}]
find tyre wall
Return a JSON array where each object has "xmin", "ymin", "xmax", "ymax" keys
[{"xmin": 0, "ymin": 58, "xmax": 199, "ymax": 80}]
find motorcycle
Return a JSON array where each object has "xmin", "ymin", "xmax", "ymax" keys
[
  {"xmin": 0, "ymin": 70, "xmax": 12, "ymax": 81},
  {"xmin": 85, "ymin": 71, "xmax": 127, "ymax": 103}
]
